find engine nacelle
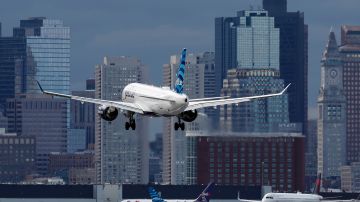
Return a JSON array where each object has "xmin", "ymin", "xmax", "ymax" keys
[
  {"xmin": 179, "ymin": 110, "xmax": 198, "ymax": 122},
  {"xmin": 98, "ymin": 105, "xmax": 118, "ymax": 121}
]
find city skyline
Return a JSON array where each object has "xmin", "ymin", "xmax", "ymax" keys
[{"xmin": 1, "ymin": 0, "xmax": 360, "ymax": 125}]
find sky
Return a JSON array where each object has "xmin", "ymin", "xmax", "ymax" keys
[{"xmin": 1, "ymin": 0, "xmax": 360, "ymax": 135}]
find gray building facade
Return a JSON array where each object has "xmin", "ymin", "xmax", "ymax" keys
[
  {"xmin": 317, "ymin": 31, "xmax": 346, "ymax": 183},
  {"xmin": 339, "ymin": 25, "xmax": 360, "ymax": 163},
  {"xmin": 5, "ymin": 94, "xmax": 68, "ymax": 175},
  {"xmin": 95, "ymin": 56, "xmax": 148, "ymax": 184}
]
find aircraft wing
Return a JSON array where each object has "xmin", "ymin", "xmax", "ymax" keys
[
  {"xmin": 185, "ymin": 84, "xmax": 290, "ymax": 111},
  {"xmin": 36, "ymin": 81, "xmax": 144, "ymax": 114}
]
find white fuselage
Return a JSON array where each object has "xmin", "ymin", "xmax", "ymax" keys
[
  {"xmin": 260, "ymin": 193, "xmax": 323, "ymax": 202},
  {"xmin": 121, "ymin": 83, "xmax": 189, "ymax": 116}
]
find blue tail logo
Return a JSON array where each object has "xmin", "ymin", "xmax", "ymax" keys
[
  {"xmin": 148, "ymin": 187, "xmax": 164, "ymax": 202},
  {"xmin": 175, "ymin": 48, "xmax": 187, "ymax": 94}
]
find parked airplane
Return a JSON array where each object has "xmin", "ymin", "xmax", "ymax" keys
[
  {"xmin": 121, "ymin": 182, "xmax": 214, "ymax": 202},
  {"xmin": 238, "ymin": 174, "xmax": 358, "ymax": 202},
  {"xmin": 37, "ymin": 48, "xmax": 290, "ymax": 131}
]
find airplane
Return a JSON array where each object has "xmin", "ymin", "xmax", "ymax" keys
[
  {"xmin": 238, "ymin": 174, "xmax": 359, "ymax": 202},
  {"xmin": 122, "ymin": 182, "xmax": 215, "ymax": 202},
  {"xmin": 36, "ymin": 48, "xmax": 290, "ymax": 131}
]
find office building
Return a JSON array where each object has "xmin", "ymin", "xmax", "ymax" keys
[
  {"xmin": 305, "ymin": 120, "xmax": 317, "ymax": 191},
  {"xmin": 220, "ymin": 68, "xmax": 289, "ymax": 133},
  {"xmin": 0, "ymin": 130, "xmax": 36, "ymax": 183},
  {"xmin": 317, "ymin": 30, "xmax": 346, "ymax": 185},
  {"xmin": 339, "ymin": 25, "xmax": 360, "ymax": 163},
  {"xmin": 0, "ymin": 37, "xmax": 26, "ymax": 111},
  {"xmin": 263, "ymin": 0, "xmax": 308, "ymax": 137},
  {"xmin": 149, "ymin": 133, "xmax": 163, "ymax": 183},
  {"xmin": 49, "ymin": 151, "xmax": 95, "ymax": 184},
  {"xmin": 162, "ymin": 52, "xmax": 214, "ymax": 184},
  {"xmin": 187, "ymin": 132, "xmax": 305, "ymax": 192},
  {"xmin": 95, "ymin": 56, "xmax": 148, "ymax": 184},
  {"xmin": 71, "ymin": 79, "xmax": 95, "ymax": 150},
  {"xmin": 219, "ymin": 11, "xmax": 289, "ymax": 133},
  {"xmin": 236, "ymin": 10, "xmax": 279, "ymax": 70},
  {"xmin": 13, "ymin": 17, "xmax": 70, "ymax": 94},
  {"xmin": 341, "ymin": 162, "xmax": 360, "ymax": 193},
  {"xmin": 67, "ymin": 129, "xmax": 86, "ymax": 153},
  {"xmin": 5, "ymin": 94, "xmax": 68, "ymax": 175}
]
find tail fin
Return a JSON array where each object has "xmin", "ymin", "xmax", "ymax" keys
[
  {"xmin": 148, "ymin": 187, "xmax": 164, "ymax": 202},
  {"xmin": 313, "ymin": 173, "xmax": 322, "ymax": 195},
  {"xmin": 195, "ymin": 182, "xmax": 215, "ymax": 202},
  {"xmin": 174, "ymin": 48, "xmax": 187, "ymax": 94}
]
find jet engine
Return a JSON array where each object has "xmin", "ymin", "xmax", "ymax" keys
[
  {"xmin": 98, "ymin": 105, "xmax": 118, "ymax": 121},
  {"xmin": 179, "ymin": 110, "xmax": 198, "ymax": 122}
]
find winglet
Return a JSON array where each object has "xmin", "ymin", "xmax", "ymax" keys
[
  {"xmin": 36, "ymin": 80, "xmax": 44, "ymax": 93},
  {"xmin": 174, "ymin": 48, "xmax": 187, "ymax": 94},
  {"xmin": 280, "ymin": 83, "xmax": 291, "ymax": 95}
]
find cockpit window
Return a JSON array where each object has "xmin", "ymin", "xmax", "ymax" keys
[{"xmin": 265, "ymin": 196, "xmax": 273, "ymax": 199}]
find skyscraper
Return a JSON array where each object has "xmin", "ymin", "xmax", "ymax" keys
[
  {"xmin": 215, "ymin": 14, "xmax": 239, "ymax": 96},
  {"xmin": 339, "ymin": 25, "xmax": 360, "ymax": 163},
  {"xmin": 95, "ymin": 56, "xmax": 148, "ymax": 184},
  {"xmin": 317, "ymin": 31, "xmax": 346, "ymax": 185},
  {"xmin": 71, "ymin": 79, "xmax": 95, "ymax": 150},
  {"xmin": 220, "ymin": 10, "xmax": 289, "ymax": 133},
  {"xmin": 13, "ymin": 17, "xmax": 70, "ymax": 94},
  {"xmin": 162, "ymin": 52, "xmax": 214, "ymax": 184},
  {"xmin": 263, "ymin": 0, "xmax": 308, "ymax": 136},
  {"xmin": 0, "ymin": 37, "xmax": 26, "ymax": 112}
]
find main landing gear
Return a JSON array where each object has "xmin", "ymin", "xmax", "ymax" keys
[
  {"xmin": 125, "ymin": 113, "xmax": 136, "ymax": 130},
  {"xmin": 174, "ymin": 118, "xmax": 185, "ymax": 131}
]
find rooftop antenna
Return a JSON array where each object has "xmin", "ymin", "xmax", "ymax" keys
[{"xmin": 330, "ymin": 26, "xmax": 334, "ymax": 33}]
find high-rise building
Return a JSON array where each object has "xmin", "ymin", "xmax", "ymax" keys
[
  {"xmin": 339, "ymin": 25, "xmax": 360, "ymax": 163},
  {"xmin": 5, "ymin": 94, "xmax": 68, "ymax": 175},
  {"xmin": 215, "ymin": 14, "xmax": 240, "ymax": 96},
  {"xmin": 188, "ymin": 132, "xmax": 305, "ymax": 192},
  {"xmin": 236, "ymin": 10, "xmax": 279, "ymax": 70},
  {"xmin": 71, "ymin": 79, "xmax": 95, "ymax": 150},
  {"xmin": 305, "ymin": 120, "xmax": 317, "ymax": 191},
  {"xmin": 13, "ymin": 17, "xmax": 70, "ymax": 94},
  {"xmin": 149, "ymin": 133, "xmax": 163, "ymax": 183},
  {"xmin": 0, "ymin": 131, "xmax": 36, "ymax": 183},
  {"xmin": 0, "ymin": 37, "xmax": 26, "ymax": 111},
  {"xmin": 219, "ymin": 10, "xmax": 289, "ymax": 133},
  {"xmin": 162, "ymin": 52, "xmax": 214, "ymax": 184},
  {"xmin": 317, "ymin": 31, "xmax": 346, "ymax": 184},
  {"xmin": 263, "ymin": 0, "xmax": 308, "ymax": 136},
  {"xmin": 95, "ymin": 56, "xmax": 148, "ymax": 184}
]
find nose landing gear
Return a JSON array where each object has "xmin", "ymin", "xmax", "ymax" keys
[{"xmin": 174, "ymin": 118, "xmax": 185, "ymax": 131}]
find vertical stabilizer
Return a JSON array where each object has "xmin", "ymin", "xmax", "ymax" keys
[
  {"xmin": 194, "ymin": 182, "xmax": 215, "ymax": 202},
  {"xmin": 174, "ymin": 48, "xmax": 187, "ymax": 94},
  {"xmin": 148, "ymin": 187, "xmax": 164, "ymax": 202}
]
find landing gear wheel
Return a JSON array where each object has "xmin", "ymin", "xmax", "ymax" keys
[
  {"xmin": 125, "ymin": 122, "xmax": 130, "ymax": 130},
  {"xmin": 180, "ymin": 122, "xmax": 185, "ymax": 131},
  {"xmin": 131, "ymin": 120, "xmax": 136, "ymax": 130},
  {"xmin": 174, "ymin": 122, "xmax": 179, "ymax": 131}
]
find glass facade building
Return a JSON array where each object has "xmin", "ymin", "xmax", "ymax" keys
[
  {"xmin": 221, "ymin": 68, "xmax": 289, "ymax": 132},
  {"xmin": 263, "ymin": 0, "xmax": 308, "ymax": 137},
  {"xmin": 237, "ymin": 11, "xmax": 279, "ymax": 70},
  {"xmin": 13, "ymin": 18, "xmax": 70, "ymax": 94}
]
